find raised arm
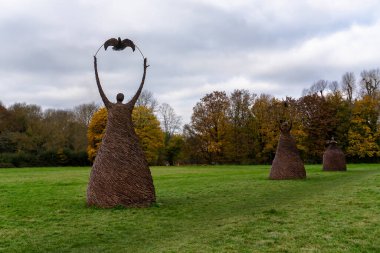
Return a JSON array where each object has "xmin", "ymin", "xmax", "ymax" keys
[
  {"xmin": 127, "ymin": 58, "xmax": 149, "ymax": 107},
  {"xmin": 94, "ymin": 56, "xmax": 111, "ymax": 108}
]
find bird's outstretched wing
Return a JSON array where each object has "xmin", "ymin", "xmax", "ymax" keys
[
  {"xmin": 121, "ymin": 39, "xmax": 136, "ymax": 52},
  {"xmin": 104, "ymin": 38, "xmax": 118, "ymax": 50}
]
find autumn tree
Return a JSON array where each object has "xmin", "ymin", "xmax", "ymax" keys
[
  {"xmin": 136, "ymin": 90, "xmax": 158, "ymax": 112},
  {"xmin": 341, "ymin": 72, "xmax": 356, "ymax": 103},
  {"xmin": 158, "ymin": 103, "xmax": 183, "ymax": 165},
  {"xmin": 42, "ymin": 109, "xmax": 87, "ymax": 164},
  {"xmin": 71, "ymin": 103, "xmax": 99, "ymax": 152},
  {"xmin": 182, "ymin": 124, "xmax": 206, "ymax": 164},
  {"xmin": 0, "ymin": 103, "xmax": 45, "ymax": 166},
  {"xmin": 311, "ymin": 80, "xmax": 329, "ymax": 97},
  {"xmin": 133, "ymin": 105, "xmax": 164, "ymax": 165},
  {"xmin": 326, "ymin": 92, "xmax": 352, "ymax": 151},
  {"xmin": 6, "ymin": 103, "xmax": 44, "ymax": 154},
  {"xmin": 158, "ymin": 103, "xmax": 182, "ymax": 140},
  {"xmin": 43, "ymin": 109, "xmax": 76, "ymax": 152},
  {"xmin": 347, "ymin": 95, "xmax": 380, "ymax": 160},
  {"xmin": 359, "ymin": 69, "xmax": 380, "ymax": 98},
  {"xmin": 296, "ymin": 94, "xmax": 336, "ymax": 163},
  {"xmin": 187, "ymin": 91, "xmax": 230, "ymax": 164},
  {"xmin": 225, "ymin": 89, "xmax": 255, "ymax": 163},
  {"xmin": 0, "ymin": 102, "xmax": 8, "ymax": 132},
  {"xmin": 164, "ymin": 134, "xmax": 185, "ymax": 165},
  {"xmin": 87, "ymin": 107, "xmax": 107, "ymax": 162},
  {"xmin": 73, "ymin": 103, "xmax": 99, "ymax": 127},
  {"xmin": 250, "ymin": 94, "xmax": 283, "ymax": 163},
  {"xmin": 0, "ymin": 102, "xmax": 90, "ymax": 167},
  {"xmin": 0, "ymin": 103, "xmax": 16, "ymax": 153},
  {"xmin": 328, "ymin": 81, "xmax": 340, "ymax": 96}
]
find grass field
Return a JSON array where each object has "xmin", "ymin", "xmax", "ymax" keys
[{"xmin": 0, "ymin": 164, "xmax": 379, "ymax": 253}]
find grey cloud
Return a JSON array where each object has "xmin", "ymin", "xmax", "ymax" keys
[{"xmin": 1, "ymin": 1, "xmax": 380, "ymax": 123}]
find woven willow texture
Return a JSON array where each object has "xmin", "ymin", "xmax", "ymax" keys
[{"xmin": 269, "ymin": 122, "xmax": 306, "ymax": 180}]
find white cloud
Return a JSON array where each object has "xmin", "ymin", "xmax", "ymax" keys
[{"xmin": 247, "ymin": 20, "xmax": 380, "ymax": 80}]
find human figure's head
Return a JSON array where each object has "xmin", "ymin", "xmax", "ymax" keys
[{"xmin": 116, "ymin": 93, "xmax": 124, "ymax": 103}]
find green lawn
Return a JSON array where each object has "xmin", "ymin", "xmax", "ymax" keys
[{"xmin": 0, "ymin": 165, "xmax": 379, "ymax": 253}]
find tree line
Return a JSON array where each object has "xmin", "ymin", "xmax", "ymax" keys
[
  {"xmin": 182, "ymin": 69, "xmax": 380, "ymax": 164},
  {"xmin": 1, "ymin": 68, "xmax": 380, "ymax": 167},
  {"xmin": 0, "ymin": 102, "xmax": 99, "ymax": 167},
  {"xmin": 0, "ymin": 90, "xmax": 182, "ymax": 167}
]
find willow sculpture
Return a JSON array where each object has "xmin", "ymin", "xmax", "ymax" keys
[
  {"xmin": 269, "ymin": 121, "xmax": 306, "ymax": 180},
  {"xmin": 322, "ymin": 137, "xmax": 346, "ymax": 171},
  {"xmin": 87, "ymin": 38, "xmax": 155, "ymax": 208}
]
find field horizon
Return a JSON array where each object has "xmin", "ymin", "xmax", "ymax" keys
[{"xmin": 0, "ymin": 164, "xmax": 379, "ymax": 252}]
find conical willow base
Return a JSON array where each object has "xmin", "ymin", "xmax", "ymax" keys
[
  {"xmin": 269, "ymin": 122, "xmax": 306, "ymax": 180},
  {"xmin": 323, "ymin": 140, "xmax": 346, "ymax": 171},
  {"xmin": 87, "ymin": 104, "xmax": 156, "ymax": 208}
]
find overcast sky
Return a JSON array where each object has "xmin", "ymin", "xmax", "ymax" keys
[{"xmin": 1, "ymin": 0, "xmax": 380, "ymax": 123}]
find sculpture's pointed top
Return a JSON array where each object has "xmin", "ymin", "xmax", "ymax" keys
[
  {"xmin": 280, "ymin": 121, "xmax": 292, "ymax": 134},
  {"xmin": 327, "ymin": 136, "xmax": 337, "ymax": 145}
]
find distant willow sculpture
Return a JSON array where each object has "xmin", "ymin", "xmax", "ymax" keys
[
  {"xmin": 322, "ymin": 137, "xmax": 346, "ymax": 171},
  {"xmin": 87, "ymin": 37, "xmax": 155, "ymax": 208},
  {"xmin": 269, "ymin": 121, "xmax": 306, "ymax": 180}
]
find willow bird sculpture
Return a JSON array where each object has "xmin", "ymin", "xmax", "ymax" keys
[
  {"xmin": 104, "ymin": 37, "xmax": 135, "ymax": 51},
  {"xmin": 269, "ymin": 121, "xmax": 306, "ymax": 180},
  {"xmin": 94, "ymin": 37, "xmax": 144, "ymax": 58},
  {"xmin": 87, "ymin": 38, "xmax": 155, "ymax": 208}
]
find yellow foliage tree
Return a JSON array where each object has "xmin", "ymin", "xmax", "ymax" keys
[
  {"xmin": 347, "ymin": 96, "xmax": 380, "ymax": 158},
  {"xmin": 132, "ymin": 106, "xmax": 164, "ymax": 164},
  {"xmin": 87, "ymin": 106, "xmax": 164, "ymax": 165},
  {"xmin": 87, "ymin": 107, "xmax": 107, "ymax": 162}
]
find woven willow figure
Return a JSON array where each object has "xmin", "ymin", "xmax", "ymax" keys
[
  {"xmin": 323, "ymin": 137, "xmax": 346, "ymax": 171},
  {"xmin": 269, "ymin": 121, "xmax": 306, "ymax": 180},
  {"xmin": 87, "ymin": 56, "xmax": 156, "ymax": 208}
]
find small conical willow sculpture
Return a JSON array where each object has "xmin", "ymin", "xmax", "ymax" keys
[
  {"xmin": 87, "ymin": 38, "xmax": 155, "ymax": 208},
  {"xmin": 322, "ymin": 137, "xmax": 346, "ymax": 171},
  {"xmin": 269, "ymin": 121, "xmax": 306, "ymax": 180}
]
